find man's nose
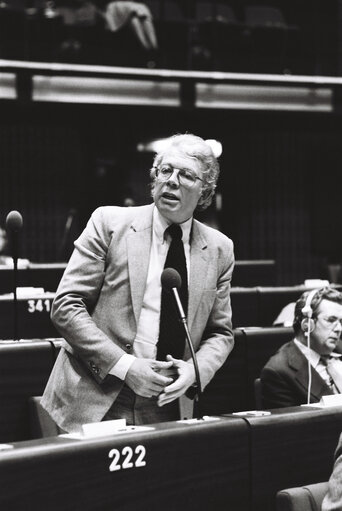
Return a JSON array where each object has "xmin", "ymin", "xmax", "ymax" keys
[
  {"xmin": 334, "ymin": 321, "xmax": 342, "ymax": 332},
  {"xmin": 167, "ymin": 169, "xmax": 180, "ymax": 186}
]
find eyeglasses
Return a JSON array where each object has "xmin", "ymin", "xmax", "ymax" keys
[
  {"xmin": 155, "ymin": 165, "xmax": 203, "ymax": 188},
  {"xmin": 318, "ymin": 315, "xmax": 342, "ymax": 328}
]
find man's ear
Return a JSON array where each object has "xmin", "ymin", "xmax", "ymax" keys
[
  {"xmin": 197, "ymin": 188, "xmax": 212, "ymax": 207},
  {"xmin": 301, "ymin": 318, "xmax": 315, "ymax": 336}
]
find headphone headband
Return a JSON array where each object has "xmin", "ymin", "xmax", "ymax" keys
[{"xmin": 301, "ymin": 288, "xmax": 321, "ymax": 318}]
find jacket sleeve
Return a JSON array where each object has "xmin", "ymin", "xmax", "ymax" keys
[
  {"xmin": 51, "ymin": 207, "xmax": 127, "ymax": 383},
  {"xmin": 189, "ymin": 236, "xmax": 235, "ymax": 390},
  {"xmin": 261, "ymin": 365, "xmax": 301, "ymax": 409}
]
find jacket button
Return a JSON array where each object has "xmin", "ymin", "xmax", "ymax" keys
[
  {"xmin": 89, "ymin": 362, "xmax": 99, "ymax": 374},
  {"xmin": 125, "ymin": 343, "xmax": 132, "ymax": 351}
]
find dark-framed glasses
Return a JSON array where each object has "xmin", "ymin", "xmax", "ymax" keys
[{"xmin": 155, "ymin": 165, "xmax": 203, "ymax": 188}]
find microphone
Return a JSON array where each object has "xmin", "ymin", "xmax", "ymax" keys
[
  {"xmin": 161, "ymin": 268, "xmax": 202, "ymax": 419},
  {"xmin": 5, "ymin": 210, "xmax": 23, "ymax": 341}
]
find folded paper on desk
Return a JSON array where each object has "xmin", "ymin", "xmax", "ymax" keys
[
  {"xmin": 233, "ymin": 410, "xmax": 271, "ymax": 417},
  {"xmin": 320, "ymin": 394, "xmax": 342, "ymax": 406},
  {"xmin": 59, "ymin": 419, "xmax": 155, "ymax": 439},
  {"xmin": 301, "ymin": 394, "xmax": 342, "ymax": 408},
  {"xmin": 82, "ymin": 418, "xmax": 126, "ymax": 436}
]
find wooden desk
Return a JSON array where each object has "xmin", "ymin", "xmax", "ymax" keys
[
  {"xmin": 1, "ymin": 406, "xmax": 341, "ymax": 511},
  {"xmin": 231, "ymin": 285, "xmax": 342, "ymax": 327},
  {"xmin": 0, "ymin": 417, "xmax": 249, "ymax": 511},
  {"xmin": 232, "ymin": 259, "xmax": 276, "ymax": 287},
  {"xmin": 0, "ymin": 339, "xmax": 61, "ymax": 442},
  {"xmin": 230, "ymin": 406, "xmax": 342, "ymax": 511},
  {"xmin": 0, "ymin": 284, "xmax": 327, "ymax": 339},
  {"xmin": 0, "ymin": 293, "xmax": 58, "ymax": 339},
  {"xmin": 0, "ymin": 263, "xmax": 66, "ymax": 294}
]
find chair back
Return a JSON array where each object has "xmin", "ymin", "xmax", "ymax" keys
[
  {"xmin": 276, "ymin": 482, "xmax": 329, "ymax": 511},
  {"xmin": 29, "ymin": 396, "xmax": 59, "ymax": 438}
]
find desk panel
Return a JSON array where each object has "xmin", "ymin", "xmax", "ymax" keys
[
  {"xmin": 0, "ymin": 286, "xmax": 325, "ymax": 339},
  {"xmin": 241, "ymin": 406, "xmax": 342, "ymax": 511},
  {"xmin": 0, "ymin": 418, "xmax": 249, "ymax": 511},
  {"xmin": 0, "ymin": 263, "xmax": 66, "ymax": 293},
  {"xmin": 0, "ymin": 294, "xmax": 58, "ymax": 339},
  {"xmin": 232, "ymin": 260, "xmax": 276, "ymax": 287},
  {"xmin": 0, "ymin": 340, "xmax": 61, "ymax": 442}
]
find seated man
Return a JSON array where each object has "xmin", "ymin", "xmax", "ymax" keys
[{"xmin": 261, "ymin": 287, "xmax": 342, "ymax": 408}]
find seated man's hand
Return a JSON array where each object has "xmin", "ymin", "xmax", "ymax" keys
[
  {"xmin": 157, "ymin": 355, "xmax": 196, "ymax": 407},
  {"xmin": 125, "ymin": 358, "xmax": 174, "ymax": 398}
]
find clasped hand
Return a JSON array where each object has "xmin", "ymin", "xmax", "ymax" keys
[
  {"xmin": 124, "ymin": 355, "xmax": 195, "ymax": 404},
  {"xmin": 157, "ymin": 355, "xmax": 195, "ymax": 407}
]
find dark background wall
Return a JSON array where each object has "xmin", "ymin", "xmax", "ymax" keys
[{"xmin": 1, "ymin": 101, "xmax": 341, "ymax": 285}]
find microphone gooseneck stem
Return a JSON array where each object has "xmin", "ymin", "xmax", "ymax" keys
[
  {"xmin": 181, "ymin": 317, "xmax": 202, "ymax": 419},
  {"xmin": 13, "ymin": 254, "xmax": 18, "ymax": 341},
  {"xmin": 5, "ymin": 210, "xmax": 23, "ymax": 342},
  {"xmin": 171, "ymin": 287, "xmax": 202, "ymax": 419}
]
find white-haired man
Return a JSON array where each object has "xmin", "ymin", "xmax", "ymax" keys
[{"xmin": 42, "ymin": 133, "xmax": 235, "ymax": 432}]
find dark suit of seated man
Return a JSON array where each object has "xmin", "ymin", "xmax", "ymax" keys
[{"xmin": 261, "ymin": 287, "xmax": 342, "ymax": 408}]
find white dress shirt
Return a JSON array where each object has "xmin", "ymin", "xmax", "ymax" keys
[
  {"xmin": 109, "ymin": 206, "xmax": 192, "ymax": 380},
  {"xmin": 294, "ymin": 338, "xmax": 342, "ymax": 392}
]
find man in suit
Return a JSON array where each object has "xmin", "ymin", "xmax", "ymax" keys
[
  {"xmin": 322, "ymin": 432, "xmax": 342, "ymax": 510},
  {"xmin": 261, "ymin": 287, "xmax": 342, "ymax": 409},
  {"xmin": 42, "ymin": 133, "xmax": 235, "ymax": 432}
]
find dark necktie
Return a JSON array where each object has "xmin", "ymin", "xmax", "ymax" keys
[
  {"xmin": 157, "ymin": 224, "xmax": 188, "ymax": 361},
  {"xmin": 320, "ymin": 355, "xmax": 342, "ymax": 393}
]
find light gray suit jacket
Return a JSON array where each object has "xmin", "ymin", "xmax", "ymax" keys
[
  {"xmin": 41, "ymin": 204, "xmax": 235, "ymax": 432},
  {"xmin": 322, "ymin": 432, "xmax": 342, "ymax": 510}
]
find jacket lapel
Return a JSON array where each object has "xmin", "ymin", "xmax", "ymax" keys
[
  {"xmin": 289, "ymin": 342, "xmax": 332, "ymax": 401},
  {"xmin": 127, "ymin": 205, "xmax": 154, "ymax": 324},
  {"xmin": 188, "ymin": 221, "xmax": 209, "ymax": 331}
]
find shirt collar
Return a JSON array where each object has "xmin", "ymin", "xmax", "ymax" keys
[
  {"xmin": 153, "ymin": 206, "xmax": 192, "ymax": 245},
  {"xmin": 294, "ymin": 338, "xmax": 321, "ymax": 368},
  {"xmin": 294, "ymin": 338, "xmax": 342, "ymax": 367}
]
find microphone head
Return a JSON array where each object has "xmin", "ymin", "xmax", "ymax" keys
[
  {"xmin": 6, "ymin": 210, "xmax": 23, "ymax": 233},
  {"xmin": 161, "ymin": 268, "xmax": 182, "ymax": 290}
]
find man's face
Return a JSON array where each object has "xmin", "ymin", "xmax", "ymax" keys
[
  {"xmin": 152, "ymin": 146, "xmax": 204, "ymax": 224},
  {"xmin": 310, "ymin": 299, "xmax": 342, "ymax": 355}
]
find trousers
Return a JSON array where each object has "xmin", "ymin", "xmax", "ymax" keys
[{"xmin": 102, "ymin": 384, "xmax": 180, "ymax": 425}]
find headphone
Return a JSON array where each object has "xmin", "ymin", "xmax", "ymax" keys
[
  {"xmin": 300, "ymin": 287, "xmax": 325, "ymax": 405},
  {"xmin": 301, "ymin": 288, "xmax": 320, "ymax": 335}
]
